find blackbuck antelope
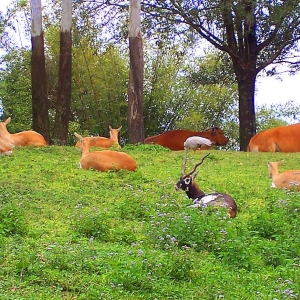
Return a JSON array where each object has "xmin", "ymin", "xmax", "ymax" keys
[
  {"xmin": 175, "ymin": 153, "xmax": 237, "ymax": 218},
  {"xmin": 184, "ymin": 136, "xmax": 214, "ymax": 153},
  {"xmin": 0, "ymin": 138, "xmax": 13, "ymax": 155},
  {"xmin": 0, "ymin": 117, "xmax": 47, "ymax": 147},
  {"xmin": 74, "ymin": 132, "xmax": 137, "ymax": 172},
  {"xmin": 268, "ymin": 160, "xmax": 300, "ymax": 190},
  {"xmin": 75, "ymin": 126, "xmax": 121, "ymax": 150}
]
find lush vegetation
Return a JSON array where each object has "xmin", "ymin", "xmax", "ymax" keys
[
  {"xmin": 1, "ymin": 1, "xmax": 300, "ymax": 149},
  {"xmin": 1, "ymin": 144, "xmax": 300, "ymax": 299}
]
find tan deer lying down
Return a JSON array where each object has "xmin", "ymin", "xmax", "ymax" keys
[
  {"xmin": 75, "ymin": 126, "xmax": 121, "ymax": 150},
  {"xmin": 0, "ymin": 138, "xmax": 13, "ymax": 155},
  {"xmin": 74, "ymin": 132, "xmax": 137, "ymax": 172},
  {"xmin": 268, "ymin": 160, "xmax": 300, "ymax": 190},
  {"xmin": 0, "ymin": 117, "xmax": 47, "ymax": 147}
]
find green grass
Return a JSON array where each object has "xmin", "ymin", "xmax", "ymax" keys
[{"xmin": 1, "ymin": 144, "xmax": 300, "ymax": 299}]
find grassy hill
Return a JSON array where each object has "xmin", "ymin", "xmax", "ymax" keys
[{"xmin": 0, "ymin": 145, "xmax": 300, "ymax": 299}]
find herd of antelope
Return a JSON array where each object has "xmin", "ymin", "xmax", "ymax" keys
[{"xmin": 1, "ymin": 117, "xmax": 300, "ymax": 219}]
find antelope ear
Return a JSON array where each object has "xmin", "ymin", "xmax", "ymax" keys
[
  {"xmin": 192, "ymin": 171, "xmax": 199, "ymax": 180},
  {"xmin": 74, "ymin": 132, "xmax": 83, "ymax": 140},
  {"xmin": 109, "ymin": 125, "xmax": 112, "ymax": 130}
]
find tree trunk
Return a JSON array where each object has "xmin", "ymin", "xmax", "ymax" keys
[
  {"xmin": 128, "ymin": 0, "xmax": 145, "ymax": 144},
  {"xmin": 53, "ymin": 0, "xmax": 72, "ymax": 145},
  {"xmin": 30, "ymin": 0, "xmax": 50, "ymax": 143},
  {"xmin": 236, "ymin": 69, "xmax": 256, "ymax": 151}
]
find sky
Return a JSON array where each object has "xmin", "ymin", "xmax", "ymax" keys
[{"xmin": 0, "ymin": 0, "xmax": 299, "ymax": 108}]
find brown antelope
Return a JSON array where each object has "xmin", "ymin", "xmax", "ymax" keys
[
  {"xmin": 267, "ymin": 160, "xmax": 300, "ymax": 190},
  {"xmin": 175, "ymin": 153, "xmax": 237, "ymax": 218},
  {"xmin": 74, "ymin": 132, "xmax": 137, "ymax": 172},
  {"xmin": 247, "ymin": 123, "xmax": 300, "ymax": 152},
  {"xmin": 0, "ymin": 117, "xmax": 47, "ymax": 147},
  {"xmin": 75, "ymin": 126, "xmax": 121, "ymax": 150},
  {"xmin": 145, "ymin": 127, "xmax": 228, "ymax": 150},
  {"xmin": 0, "ymin": 138, "xmax": 13, "ymax": 155}
]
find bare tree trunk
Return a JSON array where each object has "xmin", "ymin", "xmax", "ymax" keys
[
  {"xmin": 128, "ymin": 0, "xmax": 145, "ymax": 144},
  {"xmin": 30, "ymin": 0, "xmax": 50, "ymax": 143},
  {"xmin": 236, "ymin": 70, "xmax": 256, "ymax": 151},
  {"xmin": 53, "ymin": 0, "xmax": 72, "ymax": 145}
]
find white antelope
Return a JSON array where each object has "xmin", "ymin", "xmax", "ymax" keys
[
  {"xmin": 175, "ymin": 153, "xmax": 237, "ymax": 218},
  {"xmin": 0, "ymin": 138, "xmax": 13, "ymax": 155},
  {"xmin": 75, "ymin": 126, "xmax": 121, "ymax": 150},
  {"xmin": 74, "ymin": 132, "xmax": 137, "ymax": 172},
  {"xmin": 0, "ymin": 117, "xmax": 47, "ymax": 147},
  {"xmin": 268, "ymin": 160, "xmax": 300, "ymax": 190},
  {"xmin": 184, "ymin": 136, "xmax": 214, "ymax": 153}
]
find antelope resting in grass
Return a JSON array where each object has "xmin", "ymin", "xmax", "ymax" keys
[
  {"xmin": 267, "ymin": 160, "xmax": 300, "ymax": 190},
  {"xmin": 0, "ymin": 138, "xmax": 13, "ymax": 155},
  {"xmin": 0, "ymin": 117, "xmax": 47, "ymax": 147},
  {"xmin": 247, "ymin": 123, "xmax": 300, "ymax": 152},
  {"xmin": 184, "ymin": 136, "xmax": 214, "ymax": 153},
  {"xmin": 175, "ymin": 153, "xmax": 237, "ymax": 218},
  {"xmin": 145, "ymin": 127, "xmax": 229, "ymax": 150},
  {"xmin": 75, "ymin": 126, "xmax": 121, "ymax": 150},
  {"xmin": 74, "ymin": 132, "xmax": 137, "ymax": 172}
]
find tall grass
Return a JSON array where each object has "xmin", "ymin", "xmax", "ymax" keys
[{"xmin": 0, "ymin": 144, "xmax": 300, "ymax": 299}]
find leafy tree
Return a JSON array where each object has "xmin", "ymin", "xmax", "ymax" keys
[
  {"xmin": 143, "ymin": 43, "xmax": 192, "ymax": 135},
  {"xmin": 143, "ymin": 47, "xmax": 238, "ymax": 143},
  {"xmin": 256, "ymin": 100, "xmax": 300, "ymax": 132},
  {"xmin": 139, "ymin": 0, "xmax": 300, "ymax": 151},
  {"xmin": 0, "ymin": 49, "xmax": 33, "ymax": 131},
  {"xmin": 43, "ymin": 21, "xmax": 129, "ymax": 141},
  {"xmin": 70, "ymin": 43, "xmax": 129, "ymax": 139}
]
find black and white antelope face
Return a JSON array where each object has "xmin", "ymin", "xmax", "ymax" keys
[
  {"xmin": 175, "ymin": 152, "xmax": 208, "ymax": 197},
  {"xmin": 175, "ymin": 173, "xmax": 197, "ymax": 192}
]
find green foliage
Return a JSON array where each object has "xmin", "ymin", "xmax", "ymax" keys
[
  {"xmin": 0, "ymin": 146, "xmax": 300, "ymax": 299},
  {"xmin": 0, "ymin": 49, "xmax": 33, "ymax": 131},
  {"xmin": 71, "ymin": 43, "xmax": 128, "ymax": 136},
  {"xmin": 256, "ymin": 100, "xmax": 300, "ymax": 132},
  {"xmin": 44, "ymin": 25, "xmax": 129, "ymax": 138},
  {"xmin": 143, "ymin": 45, "xmax": 239, "ymax": 139},
  {"xmin": 0, "ymin": 202, "xmax": 27, "ymax": 236},
  {"xmin": 71, "ymin": 205, "xmax": 114, "ymax": 242}
]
